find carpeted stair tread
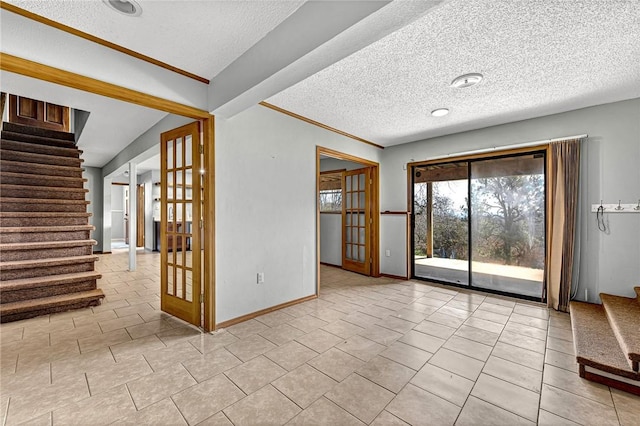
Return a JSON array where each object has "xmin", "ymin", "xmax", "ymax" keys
[
  {"xmin": 570, "ymin": 301, "xmax": 640, "ymax": 380},
  {"xmin": 0, "ymin": 160, "xmax": 82, "ymax": 177},
  {"xmin": 0, "ymin": 149, "xmax": 83, "ymax": 166},
  {"xmin": 0, "ymin": 184, "xmax": 88, "ymax": 193},
  {"xmin": 0, "ymin": 212, "xmax": 91, "ymax": 218},
  {"xmin": 0, "ymin": 131, "xmax": 76, "ymax": 149},
  {"xmin": 0, "ymin": 255, "xmax": 99, "ymax": 270},
  {"xmin": 0, "ymin": 225, "xmax": 94, "ymax": 233},
  {"xmin": 0, "ymin": 171, "xmax": 87, "ymax": 188},
  {"xmin": 1, "ymin": 139, "xmax": 81, "ymax": 157},
  {"xmin": 0, "ymin": 271, "xmax": 102, "ymax": 291},
  {"xmin": 0, "ymin": 212, "xmax": 92, "ymax": 227},
  {"xmin": 1, "ymin": 122, "xmax": 75, "ymax": 142},
  {"xmin": 0, "ymin": 197, "xmax": 90, "ymax": 205},
  {"xmin": 0, "ymin": 289, "xmax": 105, "ymax": 323},
  {"xmin": 600, "ymin": 293, "xmax": 640, "ymax": 371},
  {"xmin": 0, "ymin": 239, "xmax": 97, "ymax": 251}
]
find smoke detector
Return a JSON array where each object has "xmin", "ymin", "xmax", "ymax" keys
[
  {"xmin": 450, "ymin": 73, "xmax": 483, "ymax": 88},
  {"xmin": 103, "ymin": 0, "xmax": 142, "ymax": 17}
]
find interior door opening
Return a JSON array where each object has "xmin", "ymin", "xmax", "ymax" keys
[
  {"xmin": 317, "ymin": 147, "xmax": 379, "ymax": 292},
  {"xmin": 411, "ymin": 151, "xmax": 547, "ymax": 301}
]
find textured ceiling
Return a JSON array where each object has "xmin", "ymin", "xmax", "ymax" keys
[
  {"xmin": 268, "ymin": 0, "xmax": 640, "ymax": 146},
  {"xmin": 5, "ymin": 0, "xmax": 305, "ymax": 79},
  {"xmin": 1, "ymin": 71, "xmax": 166, "ymax": 168}
]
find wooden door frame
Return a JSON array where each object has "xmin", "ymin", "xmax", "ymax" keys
[
  {"xmin": 1, "ymin": 54, "xmax": 216, "ymax": 331},
  {"xmin": 316, "ymin": 146, "xmax": 380, "ymax": 295}
]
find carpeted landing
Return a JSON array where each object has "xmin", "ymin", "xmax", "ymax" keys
[{"xmin": 570, "ymin": 287, "xmax": 640, "ymax": 395}]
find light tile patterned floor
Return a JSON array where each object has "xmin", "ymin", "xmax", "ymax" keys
[{"xmin": 1, "ymin": 251, "xmax": 639, "ymax": 425}]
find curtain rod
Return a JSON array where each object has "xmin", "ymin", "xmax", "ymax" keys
[{"xmin": 417, "ymin": 134, "xmax": 588, "ymax": 163}]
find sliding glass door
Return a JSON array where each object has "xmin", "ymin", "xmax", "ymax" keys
[
  {"xmin": 413, "ymin": 162, "xmax": 469, "ymax": 286},
  {"xmin": 412, "ymin": 152, "xmax": 546, "ymax": 301}
]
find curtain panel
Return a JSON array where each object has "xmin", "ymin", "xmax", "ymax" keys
[{"xmin": 546, "ymin": 139, "xmax": 581, "ymax": 311}]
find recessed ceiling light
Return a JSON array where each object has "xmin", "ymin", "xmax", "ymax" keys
[
  {"xmin": 431, "ymin": 108, "xmax": 449, "ymax": 117},
  {"xmin": 450, "ymin": 73, "xmax": 483, "ymax": 88},
  {"xmin": 103, "ymin": 0, "xmax": 142, "ymax": 17}
]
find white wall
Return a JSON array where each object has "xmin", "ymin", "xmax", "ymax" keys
[
  {"xmin": 83, "ymin": 166, "xmax": 103, "ymax": 252},
  {"xmin": 215, "ymin": 104, "xmax": 381, "ymax": 323},
  {"xmin": 319, "ymin": 214, "xmax": 341, "ymax": 266},
  {"xmin": 319, "ymin": 158, "xmax": 363, "ymax": 172},
  {"xmin": 380, "ymin": 98, "xmax": 640, "ymax": 302}
]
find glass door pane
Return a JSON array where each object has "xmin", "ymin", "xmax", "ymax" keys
[
  {"xmin": 413, "ymin": 162, "xmax": 469, "ymax": 285},
  {"xmin": 470, "ymin": 153, "xmax": 545, "ymax": 298}
]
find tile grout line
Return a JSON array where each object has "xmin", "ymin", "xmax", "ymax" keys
[{"xmin": 2, "ymin": 397, "xmax": 10, "ymax": 426}]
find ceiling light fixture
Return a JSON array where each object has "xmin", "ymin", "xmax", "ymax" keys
[
  {"xmin": 450, "ymin": 73, "xmax": 483, "ymax": 89},
  {"xmin": 103, "ymin": 0, "xmax": 142, "ymax": 17},
  {"xmin": 431, "ymin": 108, "xmax": 449, "ymax": 117}
]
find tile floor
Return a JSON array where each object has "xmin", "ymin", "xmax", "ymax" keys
[{"xmin": 1, "ymin": 251, "xmax": 639, "ymax": 425}]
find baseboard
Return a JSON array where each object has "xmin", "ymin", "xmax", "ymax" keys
[
  {"xmin": 215, "ymin": 294, "xmax": 318, "ymax": 329},
  {"xmin": 320, "ymin": 262, "xmax": 342, "ymax": 268},
  {"xmin": 381, "ymin": 273, "xmax": 409, "ymax": 280}
]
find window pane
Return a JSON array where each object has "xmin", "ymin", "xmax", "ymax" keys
[{"xmin": 470, "ymin": 154, "xmax": 545, "ymax": 298}]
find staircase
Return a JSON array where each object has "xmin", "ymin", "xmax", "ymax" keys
[
  {"xmin": 570, "ymin": 287, "xmax": 640, "ymax": 395},
  {"xmin": 0, "ymin": 122, "xmax": 104, "ymax": 323}
]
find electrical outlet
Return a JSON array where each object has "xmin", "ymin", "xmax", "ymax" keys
[
  {"xmin": 385, "ymin": 249, "xmax": 391, "ymax": 257},
  {"xmin": 257, "ymin": 272, "xmax": 264, "ymax": 284}
]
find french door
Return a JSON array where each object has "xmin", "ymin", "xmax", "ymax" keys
[
  {"xmin": 342, "ymin": 167, "xmax": 372, "ymax": 275},
  {"xmin": 160, "ymin": 122, "xmax": 202, "ymax": 326},
  {"xmin": 412, "ymin": 151, "xmax": 546, "ymax": 301}
]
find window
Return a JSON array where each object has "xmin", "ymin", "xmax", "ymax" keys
[
  {"xmin": 319, "ymin": 189, "xmax": 342, "ymax": 212},
  {"xmin": 319, "ymin": 170, "xmax": 343, "ymax": 212}
]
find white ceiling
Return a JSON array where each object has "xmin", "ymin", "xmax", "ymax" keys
[
  {"xmin": 269, "ymin": 0, "xmax": 640, "ymax": 146},
  {"xmin": 2, "ymin": 0, "xmax": 639, "ymax": 165},
  {"xmin": 6, "ymin": 0, "xmax": 305, "ymax": 79}
]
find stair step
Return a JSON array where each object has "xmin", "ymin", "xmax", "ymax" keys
[
  {"xmin": 570, "ymin": 301, "xmax": 640, "ymax": 380},
  {"xmin": 0, "ymin": 239, "xmax": 97, "ymax": 262},
  {"xmin": 1, "ymin": 139, "xmax": 81, "ymax": 158},
  {"xmin": 0, "ymin": 225, "xmax": 94, "ymax": 243},
  {"xmin": 0, "ymin": 225, "xmax": 94, "ymax": 233},
  {"xmin": 0, "ymin": 212, "xmax": 92, "ymax": 227},
  {"xmin": 2, "ymin": 122, "xmax": 75, "ymax": 142},
  {"xmin": 0, "ymin": 254, "xmax": 99, "ymax": 270},
  {"xmin": 0, "ymin": 198, "xmax": 90, "ymax": 213},
  {"xmin": 0, "ymin": 149, "xmax": 83, "ymax": 167},
  {"xmin": 0, "ymin": 130, "xmax": 76, "ymax": 149},
  {"xmin": 0, "ymin": 171, "xmax": 86, "ymax": 188},
  {"xmin": 0, "ymin": 289, "xmax": 105, "ymax": 323},
  {"xmin": 0, "ymin": 271, "xmax": 102, "ymax": 303},
  {"xmin": 0, "ymin": 159, "xmax": 82, "ymax": 178},
  {"xmin": 600, "ymin": 293, "xmax": 640, "ymax": 371},
  {"xmin": 0, "ymin": 184, "xmax": 88, "ymax": 200},
  {"xmin": 0, "ymin": 255, "xmax": 98, "ymax": 280}
]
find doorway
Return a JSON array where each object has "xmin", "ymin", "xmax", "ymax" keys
[
  {"xmin": 411, "ymin": 150, "xmax": 547, "ymax": 301},
  {"xmin": 317, "ymin": 147, "xmax": 379, "ymax": 291}
]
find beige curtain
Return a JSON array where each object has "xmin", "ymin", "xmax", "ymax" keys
[{"xmin": 547, "ymin": 139, "xmax": 581, "ymax": 311}]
